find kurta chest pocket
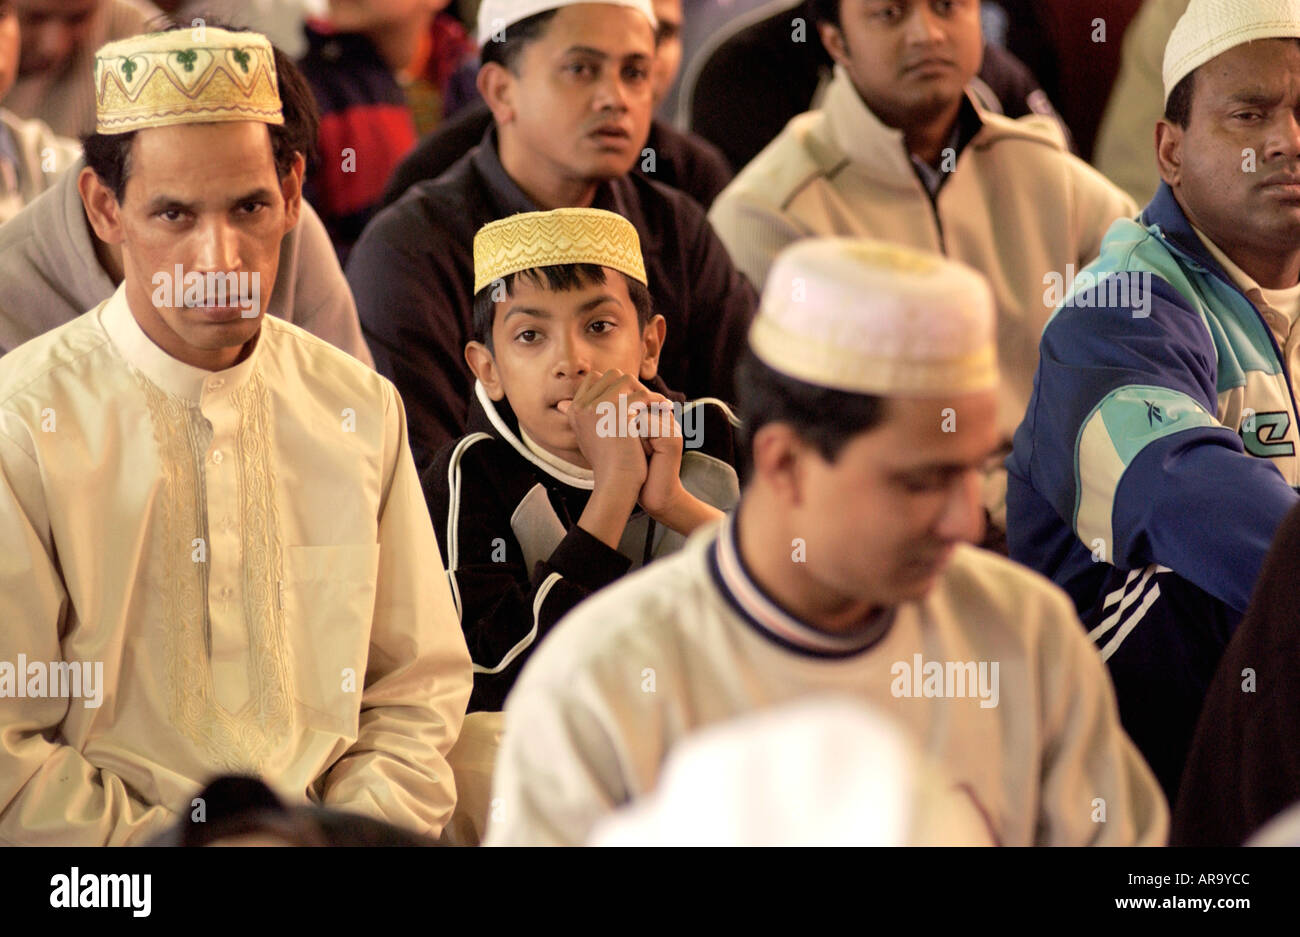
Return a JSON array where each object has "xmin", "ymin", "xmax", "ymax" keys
[{"xmin": 282, "ymin": 543, "xmax": 382, "ymax": 734}]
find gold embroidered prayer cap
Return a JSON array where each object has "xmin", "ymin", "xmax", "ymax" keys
[
  {"xmin": 1163, "ymin": 0, "xmax": 1300, "ymax": 104},
  {"xmin": 476, "ymin": 0, "xmax": 656, "ymax": 46},
  {"xmin": 473, "ymin": 207, "xmax": 648, "ymax": 294},
  {"xmin": 94, "ymin": 27, "xmax": 283, "ymax": 135},
  {"xmin": 750, "ymin": 238, "xmax": 999, "ymax": 397}
]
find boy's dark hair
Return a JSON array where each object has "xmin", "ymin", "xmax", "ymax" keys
[
  {"xmin": 81, "ymin": 25, "xmax": 320, "ymax": 202},
  {"xmin": 1163, "ymin": 71, "xmax": 1196, "ymax": 129},
  {"xmin": 736, "ymin": 349, "xmax": 887, "ymax": 475},
  {"xmin": 479, "ymin": 9, "xmax": 560, "ymax": 73},
  {"xmin": 807, "ymin": 0, "xmax": 841, "ymax": 29},
  {"xmin": 471, "ymin": 263, "xmax": 654, "ymax": 348}
]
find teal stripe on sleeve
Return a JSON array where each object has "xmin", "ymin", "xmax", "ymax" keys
[{"xmin": 1098, "ymin": 385, "xmax": 1218, "ymax": 465}]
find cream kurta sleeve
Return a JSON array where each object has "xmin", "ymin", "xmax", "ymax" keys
[
  {"xmin": 316, "ymin": 382, "xmax": 472, "ymax": 837},
  {"xmin": 1036, "ymin": 589, "xmax": 1169, "ymax": 846},
  {"xmin": 0, "ymin": 419, "xmax": 174, "ymax": 846}
]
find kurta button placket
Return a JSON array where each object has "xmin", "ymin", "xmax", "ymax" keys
[{"xmin": 202, "ymin": 378, "xmax": 251, "ymax": 712}]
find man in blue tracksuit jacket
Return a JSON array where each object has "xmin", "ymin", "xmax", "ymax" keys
[{"xmin": 1007, "ymin": 5, "xmax": 1300, "ymax": 800}]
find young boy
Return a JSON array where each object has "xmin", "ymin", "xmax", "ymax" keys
[{"xmin": 423, "ymin": 207, "xmax": 739, "ymax": 713}]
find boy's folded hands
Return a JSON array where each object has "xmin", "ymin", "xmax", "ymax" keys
[{"xmin": 560, "ymin": 369, "xmax": 721, "ymax": 543}]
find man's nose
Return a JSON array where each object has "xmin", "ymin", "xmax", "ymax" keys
[
  {"xmin": 935, "ymin": 470, "xmax": 985, "ymax": 544},
  {"xmin": 903, "ymin": 4, "xmax": 948, "ymax": 46},
  {"xmin": 1269, "ymin": 109, "xmax": 1300, "ymax": 163},
  {"xmin": 593, "ymin": 68, "xmax": 632, "ymax": 112},
  {"xmin": 193, "ymin": 220, "xmax": 241, "ymax": 272}
]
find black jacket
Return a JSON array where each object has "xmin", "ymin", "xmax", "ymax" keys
[
  {"xmin": 423, "ymin": 383, "xmax": 741, "ymax": 712},
  {"xmin": 347, "ymin": 125, "xmax": 758, "ymax": 468},
  {"xmin": 379, "ymin": 100, "xmax": 733, "ymax": 212}
]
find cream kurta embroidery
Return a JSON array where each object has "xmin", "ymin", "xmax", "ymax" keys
[{"xmin": 137, "ymin": 367, "xmax": 292, "ymax": 771}]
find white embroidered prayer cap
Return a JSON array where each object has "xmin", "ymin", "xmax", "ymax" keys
[
  {"xmin": 476, "ymin": 0, "xmax": 655, "ymax": 45},
  {"xmin": 587, "ymin": 698, "xmax": 995, "ymax": 846},
  {"xmin": 1163, "ymin": 0, "xmax": 1300, "ymax": 103},
  {"xmin": 750, "ymin": 238, "xmax": 998, "ymax": 397}
]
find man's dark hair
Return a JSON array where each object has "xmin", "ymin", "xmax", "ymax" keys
[
  {"xmin": 479, "ymin": 9, "xmax": 560, "ymax": 73},
  {"xmin": 807, "ymin": 0, "xmax": 841, "ymax": 29},
  {"xmin": 172, "ymin": 775, "xmax": 437, "ymax": 847},
  {"xmin": 1164, "ymin": 71, "xmax": 1196, "ymax": 129},
  {"xmin": 81, "ymin": 26, "xmax": 320, "ymax": 202},
  {"xmin": 736, "ymin": 349, "xmax": 887, "ymax": 474},
  {"xmin": 471, "ymin": 262, "xmax": 653, "ymax": 348}
]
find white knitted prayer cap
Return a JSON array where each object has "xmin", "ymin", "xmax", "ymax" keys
[
  {"xmin": 588, "ymin": 698, "xmax": 995, "ymax": 847},
  {"xmin": 750, "ymin": 238, "xmax": 998, "ymax": 397},
  {"xmin": 476, "ymin": 0, "xmax": 655, "ymax": 47},
  {"xmin": 1164, "ymin": 0, "xmax": 1300, "ymax": 103}
]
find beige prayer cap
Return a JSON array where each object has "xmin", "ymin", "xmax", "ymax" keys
[
  {"xmin": 476, "ymin": 0, "xmax": 655, "ymax": 45},
  {"xmin": 750, "ymin": 239, "xmax": 998, "ymax": 397},
  {"xmin": 94, "ymin": 28, "xmax": 283, "ymax": 134},
  {"xmin": 473, "ymin": 207, "xmax": 648, "ymax": 294},
  {"xmin": 1163, "ymin": 0, "xmax": 1300, "ymax": 104}
]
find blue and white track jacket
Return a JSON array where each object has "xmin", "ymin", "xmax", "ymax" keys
[{"xmin": 1007, "ymin": 183, "xmax": 1300, "ymax": 617}]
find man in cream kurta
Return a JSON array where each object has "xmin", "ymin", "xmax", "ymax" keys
[
  {"xmin": 0, "ymin": 26, "xmax": 472, "ymax": 845},
  {"xmin": 487, "ymin": 240, "xmax": 1167, "ymax": 847},
  {"xmin": 0, "ymin": 287, "xmax": 471, "ymax": 844}
]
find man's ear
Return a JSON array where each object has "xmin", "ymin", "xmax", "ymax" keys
[
  {"xmin": 1155, "ymin": 119, "xmax": 1184, "ymax": 189},
  {"xmin": 750, "ymin": 422, "xmax": 810, "ymax": 507},
  {"xmin": 78, "ymin": 165, "xmax": 125, "ymax": 244},
  {"xmin": 817, "ymin": 22, "xmax": 850, "ymax": 68},
  {"xmin": 279, "ymin": 151, "xmax": 305, "ymax": 231},
  {"xmin": 465, "ymin": 341, "xmax": 506, "ymax": 400},
  {"xmin": 477, "ymin": 62, "xmax": 517, "ymax": 126},
  {"xmin": 638, "ymin": 313, "xmax": 666, "ymax": 381}
]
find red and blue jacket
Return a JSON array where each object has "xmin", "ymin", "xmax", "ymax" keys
[{"xmin": 299, "ymin": 21, "xmax": 416, "ymax": 264}]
